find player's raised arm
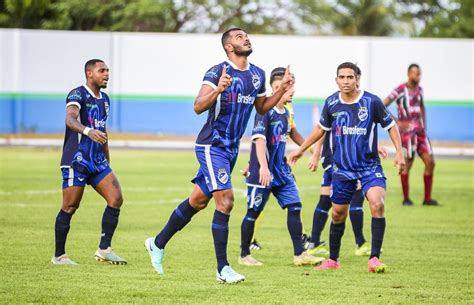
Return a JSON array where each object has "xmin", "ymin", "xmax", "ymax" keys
[
  {"xmin": 194, "ymin": 64, "xmax": 232, "ymax": 114},
  {"xmin": 254, "ymin": 65, "xmax": 294, "ymax": 115},
  {"xmin": 65, "ymin": 105, "xmax": 107, "ymax": 144}
]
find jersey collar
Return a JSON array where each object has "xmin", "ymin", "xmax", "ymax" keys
[
  {"xmin": 273, "ymin": 106, "xmax": 286, "ymax": 114},
  {"xmin": 225, "ymin": 59, "xmax": 250, "ymax": 71},
  {"xmin": 83, "ymin": 84, "xmax": 103, "ymax": 99},
  {"xmin": 338, "ymin": 89, "xmax": 364, "ymax": 105}
]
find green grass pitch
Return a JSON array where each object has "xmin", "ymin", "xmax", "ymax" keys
[{"xmin": 0, "ymin": 147, "xmax": 473, "ymax": 304}]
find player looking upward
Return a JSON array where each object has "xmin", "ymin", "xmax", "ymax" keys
[
  {"xmin": 52, "ymin": 59, "xmax": 127, "ymax": 265},
  {"xmin": 145, "ymin": 28, "xmax": 294, "ymax": 284},
  {"xmin": 384, "ymin": 64, "xmax": 438, "ymax": 206},
  {"xmin": 288, "ymin": 62, "xmax": 405, "ymax": 273}
]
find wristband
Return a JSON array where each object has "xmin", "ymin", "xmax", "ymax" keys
[{"xmin": 82, "ymin": 127, "xmax": 91, "ymax": 136}]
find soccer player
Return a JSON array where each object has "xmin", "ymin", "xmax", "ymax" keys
[
  {"xmin": 241, "ymin": 67, "xmax": 306, "ymax": 251},
  {"xmin": 384, "ymin": 64, "xmax": 438, "ymax": 206},
  {"xmin": 238, "ymin": 68, "xmax": 323, "ymax": 267},
  {"xmin": 52, "ymin": 59, "xmax": 127, "ymax": 265},
  {"xmin": 288, "ymin": 62, "xmax": 405, "ymax": 273},
  {"xmin": 145, "ymin": 28, "xmax": 294, "ymax": 284}
]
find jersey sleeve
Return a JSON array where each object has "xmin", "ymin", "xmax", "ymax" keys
[
  {"xmin": 251, "ymin": 113, "xmax": 270, "ymax": 142},
  {"xmin": 202, "ymin": 64, "xmax": 223, "ymax": 89},
  {"xmin": 374, "ymin": 97, "xmax": 395, "ymax": 130},
  {"xmin": 66, "ymin": 88, "xmax": 84, "ymax": 110},
  {"xmin": 257, "ymin": 70, "xmax": 266, "ymax": 97},
  {"xmin": 387, "ymin": 85, "xmax": 403, "ymax": 102},
  {"xmin": 318, "ymin": 100, "xmax": 332, "ymax": 131}
]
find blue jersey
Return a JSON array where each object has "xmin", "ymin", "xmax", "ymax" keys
[
  {"xmin": 60, "ymin": 85, "xmax": 110, "ymax": 174},
  {"xmin": 196, "ymin": 60, "xmax": 266, "ymax": 149},
  {"xmin": 247, "ymin": 107, "xmax": 293, "ymax": 187},
  {"xmin": 320, "ymin": 132, "xmax": 333, "ymax": 170},
  {"xmin": 319, "ymin": 90, "xmax": 395, "ymax": 181}
]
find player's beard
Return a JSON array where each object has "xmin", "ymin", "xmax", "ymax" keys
[{"xmin": 234, "ymin": 45, "xmax": 253, "ymax": 57}]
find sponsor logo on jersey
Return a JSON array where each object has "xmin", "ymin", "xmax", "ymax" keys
[
  {"xmin": 78, "ymin": 177, "xmax": 85, "ymax": 182},
  {"xmin": 358, "ymin": 107, "xmax": 368, "ymax": 121},
  {"xmin": 237, "ymin": 93, "xmax": 255, "ymax": 105},
  {"xmin": 252, "ymin": 74, "xmax": 261, "ymax": 89},
  {"xmin": 217, "ymin": 168, "xmax": 229, "ymax": 184},
  {"xmin": 331, "ymin": 111, "xmax": 347, "ymax": 118},
  {"xmin": 335, "ymin": 125, "xmax": 367, "ymax": 136},
  {"xmin": 205, "ymin": 69, "xmax": 219, "ymax": 79},
  {"xmin": 254, "ymin": 192, "xmax": 263, "ymax": 207},
  {"xmin": 94, "ymin": 119, "xmax": 106, "ymax": 129},
  {"xmin": 253, "ymin": 120, "xmax": 265, "ymax": 133}
]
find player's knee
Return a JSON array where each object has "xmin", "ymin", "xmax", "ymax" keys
[
  {"xmin": 369, "ymin": 199, "xmax": 384, "ymax": 216},
  {"xmin": 190, "ymin": 197, "xmax": 209, "ymax": 210},
  {"xmin": 427, "ymin": 158, "xmax": 435, "ymax": 171},
  {"xmin": 62, "ymin": 203, "xmax": 79, "ymax": 214},
  {"xmin": 216, "ymin": 193, "xmax": 234, "ymax": 213},
  {"xmin": 108, "ymin": 194, "xmax": 123, "ymax": 208},
  {"xmin": 331, "ymin": 207, "xmax": 348, "ymax": 223}
]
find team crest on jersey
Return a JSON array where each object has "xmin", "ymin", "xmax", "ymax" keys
[
  {"xmin": 252, "ymin": 74, "xmax": 261, "ymax": 90},
  {"xmin": 358, "ymin": 107, "xmax": 368, "ymax": 121},
  {"xmin": 75, "ymin": 152, "xmax": 83, "ymax": 162},
  {"xmin": 217, "ymin": 168, "xmax": 229, "ymax": 184},
  {"xmin": 254, "ymin": 193, "xmax": 263, "ymax": 207}
]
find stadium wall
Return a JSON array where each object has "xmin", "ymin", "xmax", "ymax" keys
[{"xmin": 0, "ymin": 29, "xmax": 473, "ymax": 141}]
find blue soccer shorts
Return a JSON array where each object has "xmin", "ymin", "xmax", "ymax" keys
[
  {"xmin": 331, "ymin": 168, "xmax": 386, "ymax": 204},
  {"xmin": 61, "ymin": 166, "xmax": 112, "ymax": 189},
  {"xmin": 192, "ymin": 145, "xmax": 238, "ymax": 198},
  {"xmin": 321, "ymin": 167, "xmax": 333, "ymax": 187},
  {"xmin": 246, "ymin": 179, "xmax": 302, "ymax": 212}
]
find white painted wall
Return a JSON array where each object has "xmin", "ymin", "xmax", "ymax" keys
[{"xmin": 1, "ymin": 29, "xmax": 472, "ymax": 101}]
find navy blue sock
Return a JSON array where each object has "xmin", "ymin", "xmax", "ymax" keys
[
  {"xmin": 349, "ymin": 189, "xmax": 366, "ymax": 247},
  {"xmin": 212, "ymin": 210, "xmax": 230, "ymax": 272},
  {"xmin": 311, "ymin": 195, "xmax": 331, "ymax": 245},
  {"xmin": 99, "ymin": 206, "xmax": 120, "ymax": 250},
  {"xmin": 287, "ymin": 204, "xmax": 304, "ymax": 256},
  {"xmin": 371, "ymin": 217, "xmax": 386, "ymax": 258},
  {"xmin": 154, "ymin": 198, "xmax": 198, "ymax": 249},
  {"xmin": 55, "ymin": 209, "xmax": 73, "ymax": 257},
  {"xmin": 329, "ymin": 222, "xmax": 345, "ymax": 261},
  {"xmin": 240, "ymin": 209, "xmax": 261, "ymax": 257}
]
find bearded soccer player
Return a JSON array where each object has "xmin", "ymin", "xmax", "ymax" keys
[
  {"xmin": 145, "ymin": 28, "xmax": 294, "ymax": 284},
  {"xmin": 52, "ymin": 59, "xmax": 127, "ymax": 265},
  {"xmin": 384, "ymin": 64, "xmax": 438, "ymax": 206},
  {"xmin": 288, "ymin": 62, "xmax": 405, "ymax": 273}
]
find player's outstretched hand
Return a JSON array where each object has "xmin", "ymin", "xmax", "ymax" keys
[
  {"xmin": 394, "ymin": 151, "xmax": 406, "ymax": 175},
  {"xmin": 280, "ymin": 65, "xmax": 294, "ymax": 92},
  {"xmin": 259, "ymin": 166, "xmax": 272, "ymax": 187},
  {"xmin": 287, "ymin": 150, "xmax": 303, "ymax": 167},
  {"xmin": 307, "ymin": 154, "xmax": 319, "ymax": 172},
  {"xmin": 89, "ymin": 129, "xmax": 107, "ymax": 144},
  {"xmin": 378, "ymin": 146, "xmax": 388, "ymax": 159},
  {"xmin": 217, "ymin": 64, "xmax": 232, "ymax": 93}
]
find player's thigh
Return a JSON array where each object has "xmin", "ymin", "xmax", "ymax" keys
[
  {"xmin": 94, "ymin": 170, "xmax": 123, "ymax": 208},
  {"xmin": 62, "ymin": 186, "xmax": 85, "ymax": 213},
  {"xmin": 365, "ymin": 186, "xmax": 386, "ymax": 217},
  {"xmin": 320, "ymin": 186, "xmax": 331, "ymax": 196},
  {"xmin": 247, "ymin": 185, "xmax": 270, "ymax": 212}
]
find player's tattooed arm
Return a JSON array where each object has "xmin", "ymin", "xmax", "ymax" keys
[
  {"xmin": 308, "ymin": 134, "xmax": 325, "ymax": 172},
  {"xmin": 254, "ymin": 65, "xmax": 294, "ymax": 115},
  {"xmin": 387, "ymin": 125, "xmax": 406, "ymax": 174},
  {"xmin": 255, "ymin": 138, "xmax": 272, "ymax": 187},
  {"xmin": 65, "ymin": 105, "xmax": 107, "ymax": 144},
  {"xmin": 288, "ymin": 125, "xmax": 325, "ymax": 166},
  {"xmin": 194, "ymin": 64, "xmax": 232, "ymax": 114}
]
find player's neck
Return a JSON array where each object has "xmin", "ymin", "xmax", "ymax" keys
[
  {"xmin": 406, "ymin": 81, "xmax": 417, "ymax": 89},
  {"xmin": 86, "ymin": 82, "xmax": 101, "ymax": 98},
  {"xmin": 228, "ymin": 55, "xmax": 248, "ymax": 70},
  {"xmin": 340, "ymin": 89, "xmax": 361, "ymax": 104}
]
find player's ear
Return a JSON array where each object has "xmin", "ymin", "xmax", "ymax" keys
[{"xmin": 225, "ymin": 43, "xmax": 233, "ymax": 53}]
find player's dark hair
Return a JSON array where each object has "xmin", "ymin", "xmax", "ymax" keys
[
  {"xmin": 221, "ymin": 27, "xmax": 243, "ymax": 50},
  {"xmin": 336, "ymin": 62, "xmax": 360, "ymax": 78},
  {"xmin": 270, "ymin": 67, "xmax": 286, "ymax": 85},
  {"xmin": 84, "ymin": 59, "xmax": 104, "ymax": 74},
  {"xmin": 408, "ymin": 63, "xmax": 420, "ymax": 72}
]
